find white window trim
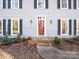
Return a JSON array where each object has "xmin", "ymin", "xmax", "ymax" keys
[
  {"xmin": 11, "ymin": 0, "xmax": 19, "ymax": 9},
  {"xmin": 37, "ymin": 0, "xmax": 46, "ymax": 9},
  {"xmin": 76, "ymin": 20, "xmax": 79, "ymax": 35},
  {"xmin": 37, "ymin": 15, "xmax": 46, "ymax": 37},
  {"xmin": 61, "ymin": 19, "xmax": 68, "ymax": 35},
  {"xmin": 77, "ymin": 0, "xmax": 79, "ymax": 9},
  {"xmin": 11, "ymin": 18, "xmax": 20, "ymax": 35},
  {"xmin": 60, "ymin": 0, "xmax": 68, "ymax": 9},
  {"xmin": 0, "ymin": 19, "xmax": 3, "ymax": 35},
  {"xmin": 0, "ymin": 0, "xmax": 3, "ymax": 9}
]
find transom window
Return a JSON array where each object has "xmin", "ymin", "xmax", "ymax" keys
[{"xmin": 11, "ymin": 0, "xmax": 19, "ymax": 8}]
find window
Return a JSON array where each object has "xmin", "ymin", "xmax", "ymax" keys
[
  {"xmin": 0, "ymin": 20, "xmax": 2, "ymax": 34},
  {"xmin": 57, "ymin": 0, "xmax": 72, "ymax": 9},
  {"xmin": 61, "ymin": 19, "xmax": 68, "ymax": 35},
  {"xmin": 12, "ymin": 18, "xmax": 19, "ymax": 35},
  {"xmin": 76, "ymin": 20, "xmax": 79, "ymax": 35},
  {"xmin": 60, "ymin": 0, "xmax": 68, "ymax": 9},
  {"xmin": 8, "ymin": 0, "xmax": 22, "ymax": 9},
  {"xmin": 0, "ymin": 0, "xmax": 3, "ymax": 9},
  {"xmin": 11, "ymin": 0, "xmax": 19, "ymax": 9},
  {"xmin": 13, "ymin": 20, "xmax": 19, "ymax": 34},
  {"xmin": 11, "ymin": 18, "xmax": 23, "ymax": 35},
  {"xmin": 77, "ymin": 0, "xmax": 79, "ymax": 9},
  {"xmin": 34, "ymin": 0, "xmax": 48, "ymax": 9},
  {"xmin": 58, "ymin": 19, "xmax": 72, "ymax": 35},
  {"xmin": 58, "ymin": 0, "xmax": 79, "ymax": 9},
  {"xmin": 37, "ymin": 0, "xmax": 45, "ymax": 9}
]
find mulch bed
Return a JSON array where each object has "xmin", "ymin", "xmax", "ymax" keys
[
  {"xmin": 0, "ymin": 41, "xmax": 44, "ymax": 59},
  {"xmin": 53, "ymin": 40, "xmax": 79, "ymax": 51}
]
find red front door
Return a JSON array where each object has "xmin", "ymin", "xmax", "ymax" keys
[{"xmin": 38, "ymin": 20, "xmax": 44, "ymax": 36}]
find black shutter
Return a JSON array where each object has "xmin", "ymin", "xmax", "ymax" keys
[
  {"xmin": 73, "ymin": 0, "xmax": 76, "ymax": 9},
  {"xmin": 69, "ymin": 20, "xmax": 72, "ymax": 35},
  {"xmin": 3, "ymin": 0, "xmax": 6, "ymax": 9},
  {"xmin": 34, "ymin": 0, "xmax": 37, "ymax": 9},
  {"xmin": 8, "ymin": 19, "xmax": 11, "ymax": 35},
  {"xmin": 19, "ymin": 0, "xmax": 22, "ymax": 9},
  {"xmin": 58, "ymin": 19, "xmax": 61, "ymax": 35},
  {"xmin": 57, "ymin": 0, "xmax": 60, "ymax": 9},
  {"xmin": 68, "ymin": 0, "xmax": 71, "ymax": 9},
  {"xmin": 74, "ymin": 20, "xmax": 76, "ymax": 35},
  {"xmin": 8, "ymin": 0, "xmax": 11, "ymax": 9},
  {"xmin": 45, "ymin": 0, "xmax": 48, "ymax": 9},
  {"xmin": 19, "ymin": 19, "xmax": 22, "ymax": 35},
  {"xmin": 3, "ymin": 19, "xmax": 6, "ymax": 35}
]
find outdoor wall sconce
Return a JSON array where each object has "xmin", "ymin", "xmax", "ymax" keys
[
  {"xmin": 50, "ymin": 20, "xmax": 52, "ymax": 24},
  {"xmin": 30, "ymin": 19, "xmax": 33, "ymax": 24}
]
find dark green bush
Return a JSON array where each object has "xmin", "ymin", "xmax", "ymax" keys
[
  {"xmin": 73, "ymin": 36, "xmax": 79, "ymax": 41},
  {"xmin": 2, "ymin": 37, "xmax": 15, "ymax": 45},
  {"xmin": 0, "ymin": 33, "xmax": 23, "ymax": 45},
  {"xmin": 2, "ymin": 32, "xmax": 9, "ymax": 45},
  {"xmin": 53, "ymin": 37, "xmax": 61, "ymax": 46},
  {"xmin": 68, "ymin": 36, "xmax": 79, "ymax": 45},
  {"xmin": 1, "ymin": 32, "xmax": 16, "ymax": 45},
  {"xmin": 2, "ymin": 37, "xmax": 16, "ymax": 44}
]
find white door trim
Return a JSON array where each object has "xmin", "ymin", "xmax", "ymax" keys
[{"xmin": 37, "ymin": 15, "xmax": 46, "ymax": 37}]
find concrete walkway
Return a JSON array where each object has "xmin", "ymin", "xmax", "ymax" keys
[{"xmin": 37, "ymin": 46, "xmax": 79, "ymax": 59}]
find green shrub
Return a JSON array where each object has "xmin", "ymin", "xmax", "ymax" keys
[
  {"xmin": 2, "ymin": 38, "xmax": 11, "ymax": 45},
  {"xmin": 53, "ymin": 37, "xmax": 61, "ymax": 46},
  {"xmin": 69, "ymin": 36, "xmax": 79, "ymax": 45},
  {"xmin": 73, "ymin": 36, "xmax": 79, "ymax": 41},
  {"xmin": 2, "ymin": 32, "xmax": 9, "ymax": 45},
  {"xmin": 1, "ymin": 32, "xmax": 16, "ymax": 45}
]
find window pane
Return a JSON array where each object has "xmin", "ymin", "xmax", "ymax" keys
[
  {"xmin": 37, "ymin": 0, "xmax": 45, "ymax": 9},
  {"xmin": 13, "ymin": 20, "xmax": 18, "ymax": 34},
  {"xmin": 77, "ymin": 20, "xmax": 79, "ymax": 35},
  {"xmin": 61, "ymin": 20, "xmax": 67, "ymax": 34},
  {"xmin": 0, "ymin": 0, "xmax": 3, "ymax": 9},
  {"xmin": 11, "ymin": 0, "xmax": 19, "ymax": 8},
  {"xmin": 61, "ymin": 0, "xmax": 67, "ymax": 8}
]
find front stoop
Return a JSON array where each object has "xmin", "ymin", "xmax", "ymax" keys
[
  {"xmin": 37, "ymin": 43, "xmax": 52, "ymax": 46},
  {"xmin": 27, "ymin": 40, "xmax": 52, "ymax": 46}
]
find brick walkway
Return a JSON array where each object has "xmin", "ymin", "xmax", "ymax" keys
[
  {"xmin": 0, "ymin": 45, "xmax": 44, "ymax": 59},
  {"xmin": 37, "ymin": 46, "xmax": 79, "ymax": 59}
]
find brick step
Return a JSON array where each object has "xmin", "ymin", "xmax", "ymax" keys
[
  {"xmin": 37, "ymin": 43, "xmax": 52, "ymax": 46},
  {"xmin": 28, "ymin": 40, "xmax": 52, "ymax": 46}
]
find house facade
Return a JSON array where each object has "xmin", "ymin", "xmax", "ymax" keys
[{"xmin": 0, "ymin": 0, "xmax": 79, "ymax": 38}]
